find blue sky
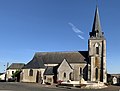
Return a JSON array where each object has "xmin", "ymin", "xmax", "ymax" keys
[{"xmin": 0, "ymin": 0, "xmax": 120, "ymax": 74}]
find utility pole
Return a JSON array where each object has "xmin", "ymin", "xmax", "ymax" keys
[{"xmin": 5, "ymin": 62, "xmax": 9, "ymax": 81}]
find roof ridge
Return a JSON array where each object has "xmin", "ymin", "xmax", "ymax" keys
[{"xmin": 35, "ymin": 51, "xmax": 88, "ymax": 54}]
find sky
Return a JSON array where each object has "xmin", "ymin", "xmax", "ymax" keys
[{"xmin": 0, "ymin": 0, "xmax": 120, "ymax": 74}]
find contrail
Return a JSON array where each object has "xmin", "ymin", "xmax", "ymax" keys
[
  {"xmin": 68, "ymin": 22, "xmax": 84, "ymax": 40},
  {"xmin": 78, "ymin": 35, "xmax": 84, "ymax": 40},
  {"xmin": 68, "ymin": 22, "xmax": 83, "ymax": 34}
]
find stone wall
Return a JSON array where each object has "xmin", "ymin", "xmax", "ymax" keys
[
  {"xmin": 57, "ymin": 59, "xmax": 73, "ymax": 81},
  {"xmin": 88, "ymin": 39, "xmax": 107, "ymax": 83},
  {"xmin": 70, "ymin": 63, "xmax": 87, "ymax": 81},
  {"xmin": 21, "ymin": 69, "xmax": 45, "ymax": 83}
]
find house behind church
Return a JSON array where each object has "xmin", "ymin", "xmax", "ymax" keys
[{"xmin": 6, "ymin": 63, "xmax": 25, "ymax": 81}]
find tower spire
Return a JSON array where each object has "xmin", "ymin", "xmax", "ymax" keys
[{"xmin": 90, "ymin": 6, "xmax": 104, "ymax": 38}]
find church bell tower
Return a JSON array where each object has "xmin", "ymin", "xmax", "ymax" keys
[{"xmin": 88, "ymin": 6, "xmax": 107, "ymax": 83}]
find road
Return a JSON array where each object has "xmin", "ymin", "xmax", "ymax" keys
[{"xmin": 0, "ymin": 82, "xmax": 120, "ymax": 91}]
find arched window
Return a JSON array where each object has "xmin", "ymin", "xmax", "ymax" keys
[
  {"xmin": 63, "ymin": 72, "xmax": 66, "ymax": 78},
  {"xmin": 95, "ymin": 68, "xmax": 98, "ymax": 80},
  {"xmin": 12, "ymin": 71, "xmax": 14, "ymax": 74},
  {"xmin": 80, "ymin": 67, "xmax": 82, "ymax": 74},
  {"xmin": 96, "ymin": 30, "xmax": 99, "ymax": 33},
  {"xmin": 29, "ymin": 69, "xmax": 33, "ymax": 76},
  {"xmin": 94, "ymin": 43, "xmax": 99, "ymax": 55},
  {"xmin": 96, "ymin": 47, "xmax": 99, "ymax": 54},
  {"xmin": 69, "ymin": 72, "xmax": 72, "ymax": 80}
]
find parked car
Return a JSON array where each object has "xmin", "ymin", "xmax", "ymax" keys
[{"xmin": 8, "ymin": 78, "xmax": 16, "ymax": 82}]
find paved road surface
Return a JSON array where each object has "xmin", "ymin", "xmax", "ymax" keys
[{"xmin": 0, "ymin": 82, "xmax": 120, "ymax": 91}]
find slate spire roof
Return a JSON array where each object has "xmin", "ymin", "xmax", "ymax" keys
[{"xmin": 90, "ymin": 6, "xmax": 104, "ymax": 38}]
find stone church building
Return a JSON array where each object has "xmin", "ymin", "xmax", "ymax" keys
[{"xmin": 21, "ymin": 7, "xmax": 107, "ymax": 84}]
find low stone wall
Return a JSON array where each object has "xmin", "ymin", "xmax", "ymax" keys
[
  {"xmin": 60, "ymin": 81, "xmax": 107, "ymax": 89},
  {"xmin": 85, "ymin": 81, "xmax": 107, "ymax": 89}
]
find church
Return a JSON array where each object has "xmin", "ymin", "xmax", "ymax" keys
[{"xmin": 20, "ymin": 7, "xmax": 107, "ymax": 84}]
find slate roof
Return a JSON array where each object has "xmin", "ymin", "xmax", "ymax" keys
[
  {"xmin": 111, "ymin": 74, "xmax": 120, "ymax": 78},
  {"xmin": 7, "ymin": 63, "xmax": 25, "ymax": 70},
  {"xmin": 23, "ymin": 51, "xmax": 88, "ymax": 69},
  {"xmin": 23, "ymin": 56, "xmax": 45, "ymax": 69},
  {"xmin": 35, "ymin": 51, "xmax": 88, "ymax": 64},
  {"xmin": 44, "ymin": 66, "xmax": 54, "ymax": 75}
]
